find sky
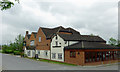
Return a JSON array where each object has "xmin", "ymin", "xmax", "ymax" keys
[{"xmin": 0, "ymin": 0, "xmax": 119, "ymax": 45}]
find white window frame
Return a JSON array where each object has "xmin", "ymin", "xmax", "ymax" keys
[
  {"xmin": 38, "ymin": 51, "xmax": 40, "ymax": 56},
  {"xmin": 30, "ymin": 40, "xmax": 34, "ymax": 46},
  {"xmin": 52, "ymin": 53, "xmax": 56, "ymax": 59},
  {"xmin": 58, "ymin": 53, "xmax": 62, "ymax": 59},
  {"xmin": 44, "ymin": 51, "xmax": 48, "ymax": 56},
  {"xmin": 28, "ymin": 51, "xmax": 31, "ymax": 56},
  {"xmin": 39, "ymin": 37, "xmax": 41, "ymax": 42}
]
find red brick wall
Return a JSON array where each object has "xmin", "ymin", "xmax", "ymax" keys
[
  {"xmin": 65, "ymin": 49, "xmax": 120, "ymax": 66},
  {"xmin": 36, "ymin": 28, "xmax": 51, "ymax": 50},
  {"xmin": 64, "ymin": 50, "xmax": 85, "ymax": 65},
  {"xmin": 24, "ymin": 35, "xmax": 30, "ymax": 46},
  {"xmin": 29, "ymin": 33, "xmax": 37, "ymax": 46}
]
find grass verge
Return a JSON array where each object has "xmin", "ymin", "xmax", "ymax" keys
[
  {"xmin": 0, "ymin": 50, "xmax": 2, "ymax": 53},
  {"xmin": 24, "ymin": 57, "xmax": 77, "ymax": 66}
]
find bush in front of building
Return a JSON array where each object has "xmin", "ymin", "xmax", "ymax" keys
[
  {"xmin": 5, "ymin": 50, "xmax": 13, "ymax": 54},
  {"xmin": 13, "ymin": 51, "xmax": 21, "ymax": 55}
]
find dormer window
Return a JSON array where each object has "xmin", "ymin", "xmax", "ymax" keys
[
  {"xmin": 39, "ymin": 37, "xmax": 41, "ymax": 42},
  {"xmin": 30, "ymin": 40, "xmax": 34, "ymax": 46}
]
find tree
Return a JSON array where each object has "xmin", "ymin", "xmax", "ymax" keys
[
  {"xmin": 2, "ymin": 34, "xmax": 24, "ymax": 54},
  {"xmin": 15, "ymin": 34, "xmax": 24, "ymax": 52},
  {"xmin": 108, "ymin": 37, "xmax": 117, "ymax": 46},
  {"xmin": 117, "ymin": 40, "xmax": 120, "ymax": 47},
  {"xmin": 0, "ymin": 0, "xmax": 19, "ymax": 10},
  {"xmin": 90, "ymin": 33, "xmax": 95, "ymax": 36}
]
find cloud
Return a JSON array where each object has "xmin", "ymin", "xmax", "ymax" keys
[{"xmin": 1, "ymin": 0, "xmax": 119, "ymax": 44}]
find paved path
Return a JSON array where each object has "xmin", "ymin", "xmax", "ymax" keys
[{"xmin": 1, "ymin": 53, "xmax": 119, "ymax": 70}]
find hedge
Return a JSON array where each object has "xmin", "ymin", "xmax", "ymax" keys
[
  {"xmin": 5, "ymin": 50, "xmax": 13, "ymax": 54},
  {"xmin": 13, "ymin": 51, "xmax": 21, "ymax": 55}
]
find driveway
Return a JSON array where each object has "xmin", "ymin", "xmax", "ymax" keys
[{"xmin": 1, "ymin": 53, "xmax": 119, "ymax": 70}]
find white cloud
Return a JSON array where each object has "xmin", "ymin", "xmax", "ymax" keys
[{"xmin": 1, "ymin": 0, "xmax": 119, "ymax": 44}]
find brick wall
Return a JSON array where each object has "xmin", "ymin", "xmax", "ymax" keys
[
  {"xmin": 36, "ymin": 28, "xmax": 51, "ymax": 50},
  {"xmin": 29, "ymin": 33, "xmax": 37, "ymax": 46},
  {"xmin": 64, "ymin": 50, "xmax": 85, "ymax": 65},
  {"xmin": 24, "ymin": 35, "xmax": 30, "ymax": 46}
]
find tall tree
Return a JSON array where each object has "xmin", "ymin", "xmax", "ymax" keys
[
  {"xmin": 15, "ymin": 34, "xmax": 24, "ymax": 52},
  {"xmin": 108, "ymin": 37, "xmax": 117, "ymax": 46}
]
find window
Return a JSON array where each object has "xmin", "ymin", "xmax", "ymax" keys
[
  {"xmin": 28, "ymin": 51, "xmax": 31, "ymax": 56},
  {"xmin": 52, "ymin": 53, "xmax": 56, "ymax": 59},
  {"xmin": 38, "ymin": 51, "xmax": 40, "ymax": 55},
  {"xmin": 44, "ymin": 51, "xmax": 48, "ymax": 56},
  {"xmin": 30, "ymin": 40, "xmax": 34, "ymax": 46},
  {"xmin": 56, "ymin": 36, "xmax": 58, "ymax": 40},
  {"xmin": 58, "ymin": 53, "xmax": 62, "ymax": 59},
  {"xmin": 65, "ymin": 41, "xmax": 67, "ymax": 44},
  {"xmin": 39, "ymin": 37, "xmax": 41, "ymax": 42},
  {"xmin": 70, "ymin": 51, "xmax": 76, "ymax": 58},
  {"xmin": 56, "ymin": 41, "xmax": 58, "ymax": 46}
]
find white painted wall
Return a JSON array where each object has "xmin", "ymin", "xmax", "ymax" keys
[
  {"xmin": 64, "ymin": 41, "xmax": 78, "ymax": 47},
  {"xmin": 51, "ymin": 35, "xmax": 65, "ymax": 62},
  {"xmin": 36, "ymin": 50, "xmax": 50, "ymax": 59},
  {"xmin": 24, "ymin": 48, "xmax": 35, "ymax": 58},
  {"xmin": 51, "ymin": 34, "xmax": 79, "ymax": 62}
]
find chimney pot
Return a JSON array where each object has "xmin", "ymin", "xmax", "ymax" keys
[{"xmin": 26, "ymin": 31, "xmax": 29, "ymax": 35}]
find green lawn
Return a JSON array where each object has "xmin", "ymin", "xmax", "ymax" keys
[
  {"xmin": 0, "ymin": 50, "xmax": 2, "ymax": 53},
  {"xmin": 25, "ymin": 57, "xmax": 77, "ymax": 66}
]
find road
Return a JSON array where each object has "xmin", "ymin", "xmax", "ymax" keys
[{"xmin": 1, "ymin": 53, "xmax": 119, "ymax": 70}]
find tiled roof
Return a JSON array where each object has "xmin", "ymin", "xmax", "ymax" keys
[
  {"xmin": 59, "ymin": 34, "xmax": 106, "ymax": 42},
  {"xmin": 41, "ymin": 26, "xmax": 80, "ymax": 39},
  {"xmin": 27, "ymin": 34, "xmax": 31, "ymax": 39},
  {"xmin": 26, "ymin": 46, "xmax": 36, "ymax": 50},
  {"xmin": 65, "ymin": 41, "xmax": 119, "ymax": 49},
  {"xmin": 32, "ymin": 32, "xmax": 37, "ymax": 38}
]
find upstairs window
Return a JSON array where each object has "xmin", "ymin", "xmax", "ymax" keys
[
  {"xmin": 56, "ymin": 36, "xmax": 58, "ymax": 40},
  {"xmin": 65, "ymin": 41, "xmax": 67, "ymax": 44},
  {"xmin": 70, "ymin": 51, "xmax": 76, "ymax": 58},
  {"xmin": 30, "ymin": 40, "xmax": 34, "ymax": 46},
  {"xmin": 39, "ymin": 37, "xmax": 41, "ymax": 42},
  {"xmin": 56, "ymin": 41, "xmax": 58, "ymax": 46}
]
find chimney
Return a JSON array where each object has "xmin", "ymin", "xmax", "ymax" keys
[{"xmin": 26, "ymin": 31, "xmax": 29, "ymax": 35}]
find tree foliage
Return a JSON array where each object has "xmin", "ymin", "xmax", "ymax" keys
[
  {"xmin": 0, "ymin": 0, "xmax": 19, "ymax": 10},
  {"xmin": 108, "ymin": 37, "xmax": 118, "ymax": 46},
  {"xmin": 2, "ymin": 34, "xmax": 24, "ymax": 54}
]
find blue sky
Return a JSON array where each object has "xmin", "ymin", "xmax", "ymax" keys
[{"xmin": 0, "ymin": 0, "xmax": 119, "ymax": 44}]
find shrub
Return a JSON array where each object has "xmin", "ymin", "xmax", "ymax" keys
[
  {"xmin": 5, "ymin": 50, "xmax": 13, "ymax": 54},
  {"xmin": 13, "ymin": 51, "xmax": 21, "ymax": 55}
]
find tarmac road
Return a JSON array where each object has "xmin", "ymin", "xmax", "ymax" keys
[{"xmin": 1, "ymin": 53, "xmax": 119, "ymax": 70}]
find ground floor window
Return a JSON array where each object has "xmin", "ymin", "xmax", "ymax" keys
[
  {"xmin": 52, "ymin": 53, "xmax": 56, "ymax": 59},
  {"xmin": 44, "ymin": 51, "xmax": 48, "ymax": 56},
  {"xmin": 58, "ymin": 53, "xmax": 62, "ymax": 59},
  {"xmin": 27, "ymin": 51, "xmax": 31, "ymax": 56},
  {"xmin": 85, "ymin": 51, "xmax": 119, "ymax": 63},
  {"xmin": 38, "ymin": 51, "xmax": 40, "ymax": 56},
  {"xmin": 70, "ymin": 51, "xmax": 76, "ymax": 58}
]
